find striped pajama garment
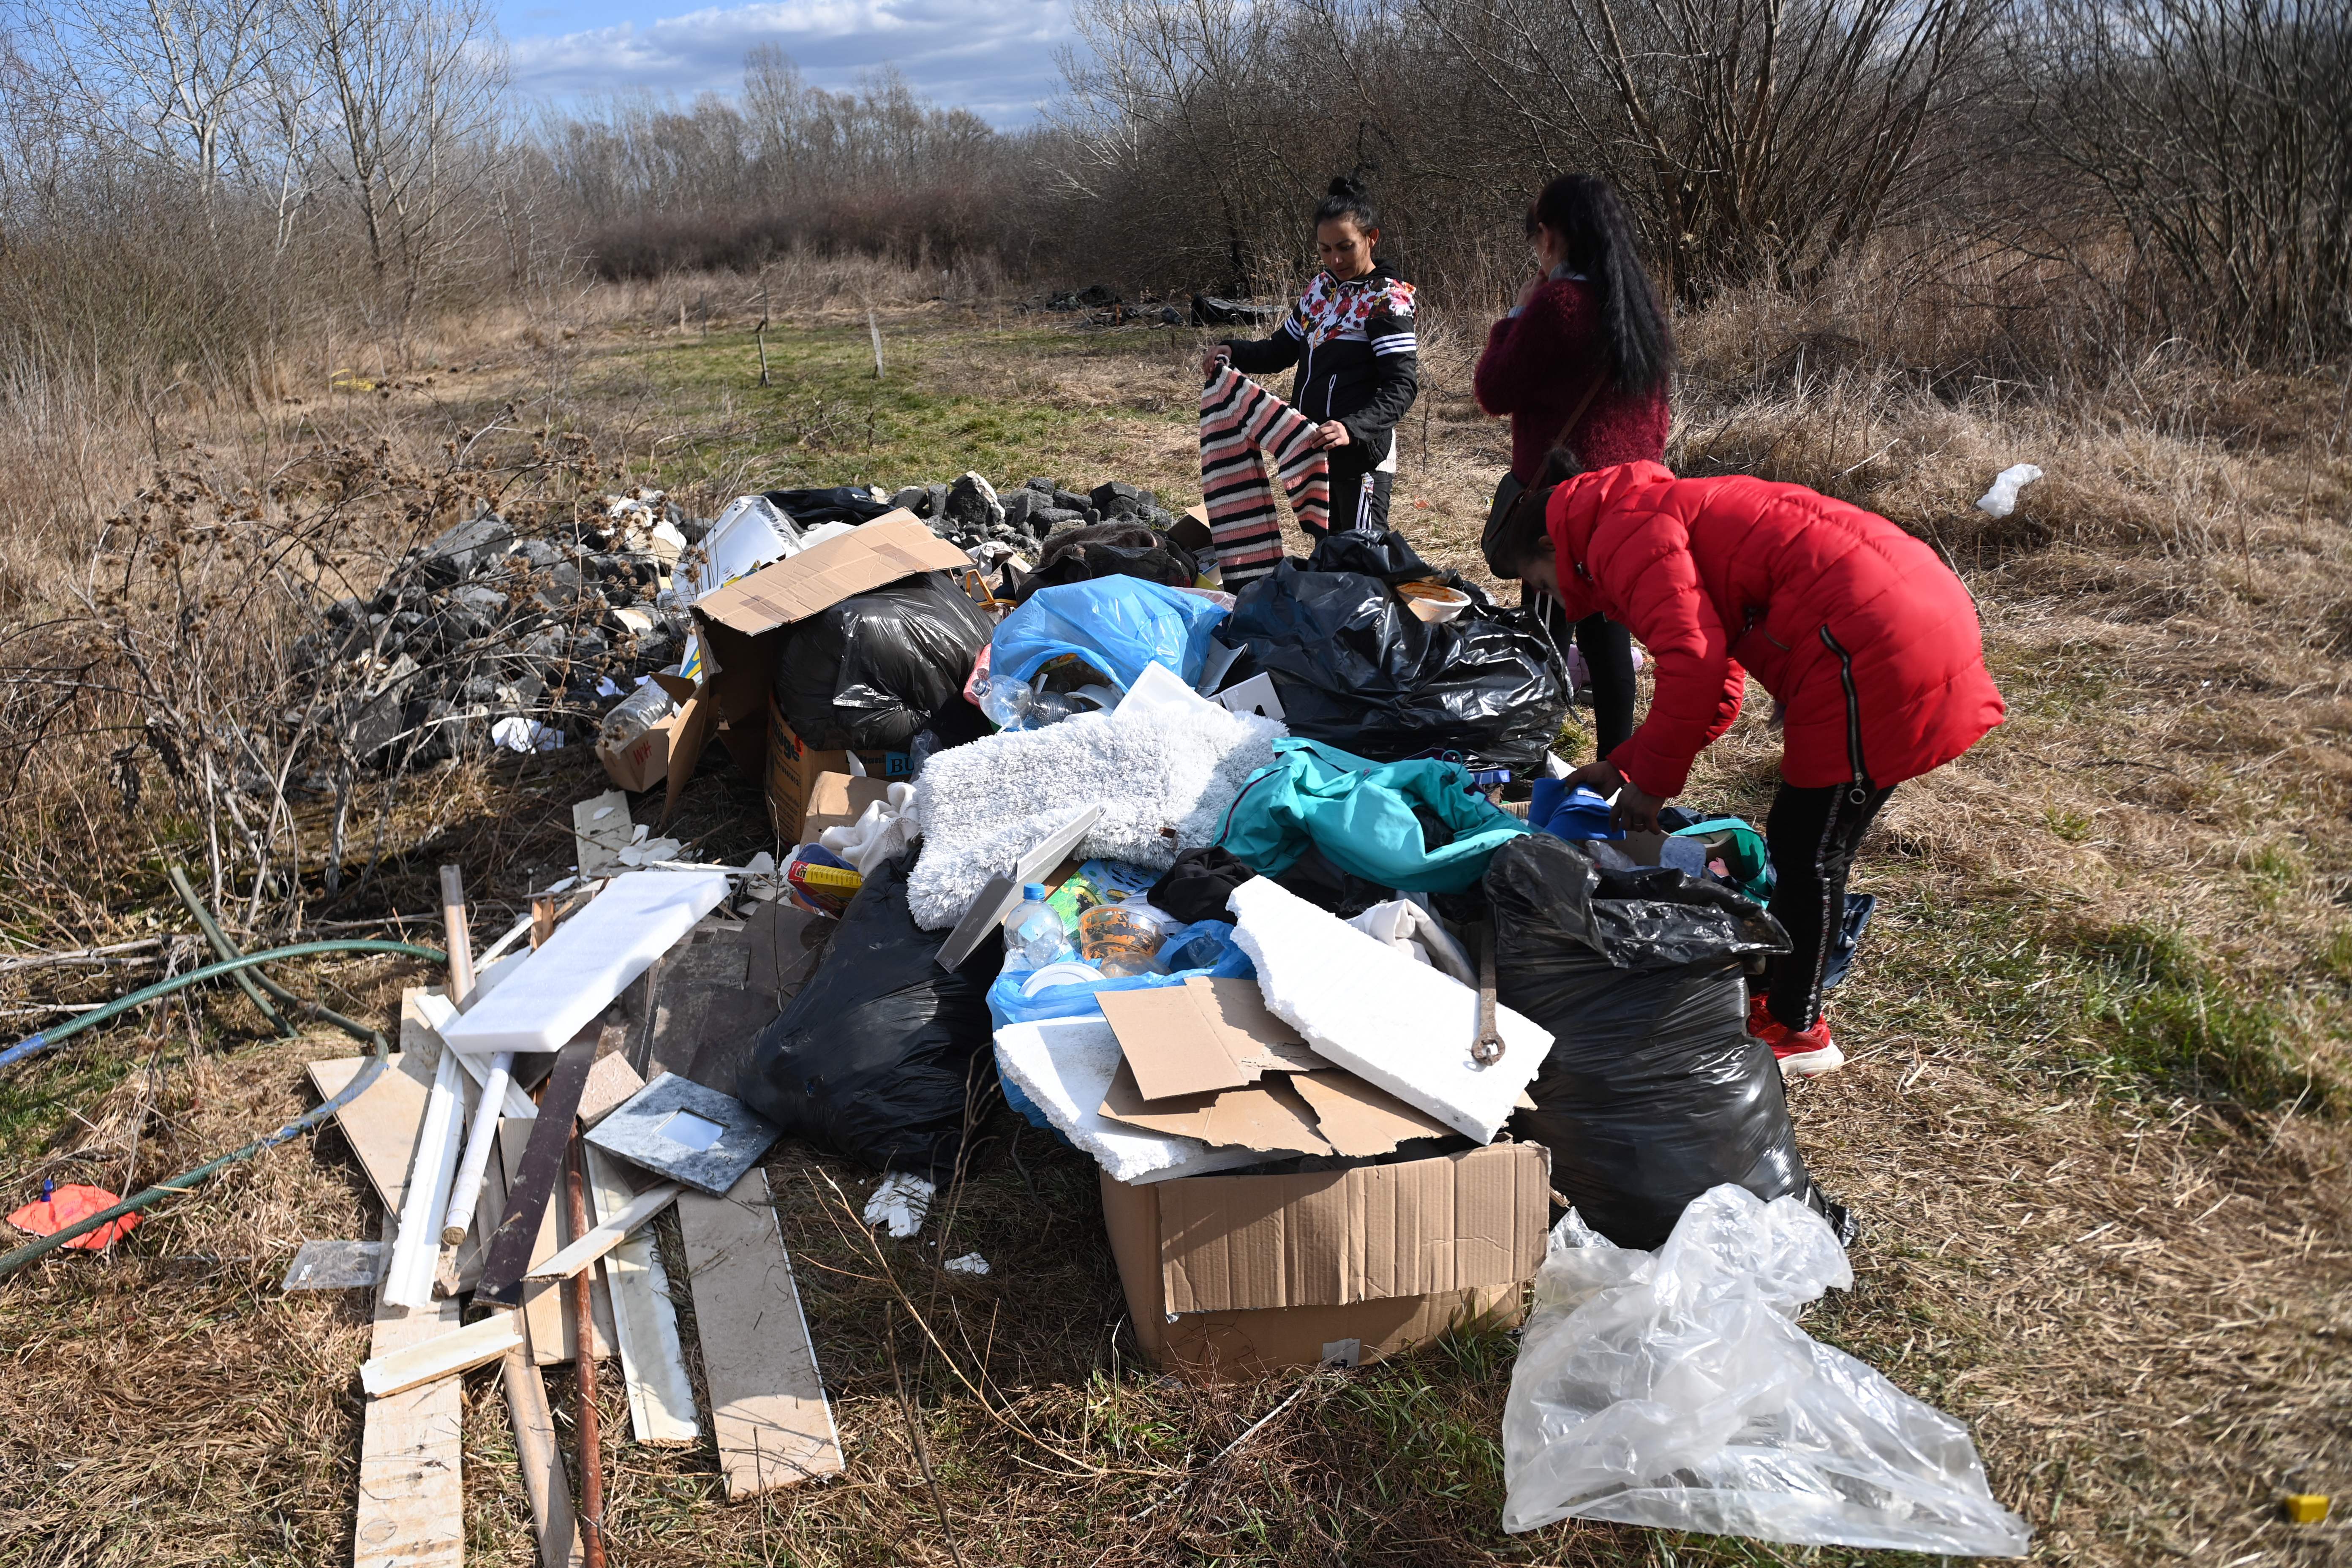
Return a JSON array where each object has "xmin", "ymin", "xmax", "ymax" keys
[{"xmin": 1199, "ymin": 364, "xmax": 1328, "ymax": 586}]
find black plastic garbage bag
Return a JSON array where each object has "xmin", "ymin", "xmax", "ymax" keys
[
  {"xmin": 1015, "ymin": 521, "xmax": 1198, "ymax": 602},
  {"xmin": 773, "ymin": 572, "xmax": 990, "ymax": 751},
  {"xmin": 738, "ymin": 853, "xmax": 1004, "ymax": 1177},
  {"xmin": 1484, "ymin": 833, "xmax": 1812, "ymax": 1250},
  {"xmin": 765, "ymin": 486, "xmax": 897, "ymax": 528},
  {"xmin": 1222, "ymin": 561, "xmax": 1567, "ymax": 774},
  {"xmin": 1305, "ymin": 527, "xmax": 1434, "ymax": 585}
]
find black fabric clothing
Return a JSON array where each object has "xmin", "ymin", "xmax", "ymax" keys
[
  {"xmin": 1222, "ymin": 262, "xmax": 1420, "ymax": 458},
  {"xmin": 1318, "ymin": 442, "xmax": 1395, "ymax": 535},
  {"xmin": 1148, "ymin": 847, "xmax": 1255, "ymax": 926},
  {"xmin": 1763, "ymin": 779, "xmax": 1895, "ymax": 1031},
  {"xmin": 1525, "ymin": 589, "xmax": 1638, "ymax": 756}
]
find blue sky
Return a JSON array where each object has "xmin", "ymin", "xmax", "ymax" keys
[{"xmin": 497, "ymin": 0, "xmax": 1081, "ymax": 126}]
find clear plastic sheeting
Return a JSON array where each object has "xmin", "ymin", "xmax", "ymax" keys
[{"xmin": 1502, "ymin": 1184, "xmax": 2032, "ymax": 1557}]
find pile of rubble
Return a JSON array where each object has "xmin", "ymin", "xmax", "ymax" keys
[
  {"xmin": 293, "ymin": 499, "xmax": 707, "ymax": 776},
  {"xmin": 298, "ymin": 474, "xmax": 1189, "ymax": 777},
  {"xmin": 890, "ymin": 474, "xmax": 1181, "ymax": 554}
]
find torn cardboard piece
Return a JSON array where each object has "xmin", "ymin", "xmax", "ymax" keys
[
  {"xmin": 1096, "ymin": 1060, "xmax": 1331, "ymax": 1157},
  {"xmin": 1288, "ymin": 1071, "xmax": 1455, "ymax": 1158},
  {"xmin": 1097, "ymin": 976, "xmax": 1323, "ymax": 1102}
]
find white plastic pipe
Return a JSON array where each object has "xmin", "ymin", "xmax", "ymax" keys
[
  {"xmin": 384, "ymin": 1045, "xmax": 466, "ymax": 1308},
  {"xmin": 441, "ymin": 1051, "xmax": 513, "ymax": 1245}
]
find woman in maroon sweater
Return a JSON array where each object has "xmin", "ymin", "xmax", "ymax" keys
[{"xmin": 1474, "ymin": 174, "xmax": 1674, "ymax": 756}]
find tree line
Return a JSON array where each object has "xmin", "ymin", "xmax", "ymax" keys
[{"xmin": 0, "ymin": 0, "xmax": 2343, "ymax": 389}]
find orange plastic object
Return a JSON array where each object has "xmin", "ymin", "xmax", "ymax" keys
[{"xmin": 8, "ymin": 1183, "xmax": 139, "ymax": 1251}]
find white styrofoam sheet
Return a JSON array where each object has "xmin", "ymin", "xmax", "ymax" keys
[
  {"xmin": 438, "ymin": 871, "xmax": 731, "ymax": 1054},
  {"xmin": 994, "ymin": 1016, "xmax": 1264, "ymax": 1185},
  {"xmin": 1227, "ymin": 877, "xmax": 1549, "ymax": 1143}
]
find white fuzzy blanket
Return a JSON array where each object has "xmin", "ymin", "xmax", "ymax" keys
[{"xmin": 906, "ymin": 701, "xmax": 1282, "ymax": 931}]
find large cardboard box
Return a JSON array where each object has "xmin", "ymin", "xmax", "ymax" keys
[
  {"xmin": 1099, "ymin": 1142, "xmax": 1549, "ymax": 1377},
  {"xmin": 661, "ymin": 513, "xmax": 970, "ymax": 823},
  {"xmin": 762, "ymin": 692, "xmax": 909, "ymax": 843}
]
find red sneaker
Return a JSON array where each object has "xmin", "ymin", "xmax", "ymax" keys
[{"xmin": 1746, "ymin": 994, "xmax": 1846, "ymax": 1079}]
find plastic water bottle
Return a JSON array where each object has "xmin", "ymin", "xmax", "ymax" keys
[{"xmin": 1001, "ymin": 884, "xmax": 1074, "ymax": 972}]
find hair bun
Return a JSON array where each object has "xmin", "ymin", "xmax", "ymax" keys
[{"xmin": 1328, "ymin": 175, "xmax": 1367, "ymax": 199}]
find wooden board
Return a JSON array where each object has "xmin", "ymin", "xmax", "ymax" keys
[
  {"xmin": 477, "ymin": 1135, "xmax": 584, "ymax": 1568},
  {"xmin": 676, "ymin": 1169, "xmax": 843, "ymax": 1498},
  {"xmin": 308, "ymin": 1056, "xmax": 482, "ymax": 1290},
  {"xmin": 498, "ymin": 1119, "xmax": 616, "ymax": 1365},
  {"xmin": 474, "ymin": 1035, "xmax": 596, "ymax": 1307},
  {"xmin": 355, "ymin": 1216, "xmax": 465, "ymax": 1568},
  {"xmin": 361, "ymin": 1312, "xmax": 523, "ymax": 1398},
  {"xmin": 587, "ymin": 1147, "xmax": 699, "ymax": 1445}
]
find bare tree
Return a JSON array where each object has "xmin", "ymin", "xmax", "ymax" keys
[
  {"xmin": 293, "ymin": 0, "xmax": 506, "ymax": 313},
  {"xmin": 2023, "ymin": 0, "xmax": 2352, "ymax": 365}
]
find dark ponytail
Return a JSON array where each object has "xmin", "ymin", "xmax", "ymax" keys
[
  {"xmin": 1315, "ymin": 175, "xmax": 1379, "ymax": 234},
  {"xmin": 1527, "ymin": 174, "xmax": 1674, "ymax": 399}
]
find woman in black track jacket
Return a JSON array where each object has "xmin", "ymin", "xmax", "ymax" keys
[{"xmin": 1200, "ymin": 177, "xmax": 1421, "ymax": 535}]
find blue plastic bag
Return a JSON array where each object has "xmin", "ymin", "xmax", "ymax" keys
[
  {"xmin": 1216, "ymin": 738, "xmax": 1530, "ymax": 895},
  {"xmin": 988, "ymin": 920, "xmax": 1254, "ymax": 1135},
  {"xmin": 989, "ymin": 578, "xmax": 1228, "ymax": 693}
]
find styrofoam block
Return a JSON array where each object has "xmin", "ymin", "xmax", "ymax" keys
[
  {"xmin": 439, "ymin": 871, "xmax": 731, "ymax": 1054},
  {"xmin": 1227, "ymin": 877, "xmax": 1549, "ymax": 1143},
  {"xmin": 993, "ymin": 1017, "xmax": 1265, "ymax": 1185}
]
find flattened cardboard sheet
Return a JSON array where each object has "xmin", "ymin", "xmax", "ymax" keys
[
  {"xmin": 1099, "ymin": 976, "xmax": 1322, "ymax": 1101},
  {"xmin": 1288, "ymin": 1072, "xmax": 1454, "ymax": 1158},
  {"xmin": 1097, "ymin": 1061, "xmax": 1331, "ymax": 1157}
]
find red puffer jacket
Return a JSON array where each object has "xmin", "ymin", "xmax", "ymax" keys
[{"xmin": 1541, "ymin": 462, "xmax": 2004, "ymax": 796}]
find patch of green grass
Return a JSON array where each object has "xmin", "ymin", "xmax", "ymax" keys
[
  {"xmin": 604, "ymin": 324, "xmax": 1184, "ymax": 496},
  {"xmin": 2046, "ymin": 805, "xmax": 2094, "ymax": 842},
  {"xmin": 1866, "ymin": 898, "xmax": 2336, "ymax": 1113},
  {"xmin": 2322, "ymin": 927, "xmax": 2352, "ymax": 982}
]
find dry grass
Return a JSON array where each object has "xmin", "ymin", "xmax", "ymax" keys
[{"xmin": 0, "ymin": 281, "xmax": 2348, "ymax": 1567}]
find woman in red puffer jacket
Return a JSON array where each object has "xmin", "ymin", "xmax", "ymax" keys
[{"xmin": 1487, "ymin": 460, "xmax": 2005, "ymax": 1078}]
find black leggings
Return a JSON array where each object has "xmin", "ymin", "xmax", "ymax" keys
[
  {"xmin": 1318, "ymin": 439, "xmax": 1394, "ymax": 534},
  {"xmin": 1529, "ymin": 593, "xmax": 1637, "ymax": 755},
  {"xmin": 1764, "ymin": 779, "xmax": 1895, "ymax": 1030}
]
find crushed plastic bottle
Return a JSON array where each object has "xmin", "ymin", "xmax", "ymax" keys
[{"xmin": 1001, "ymin": 883, "xmax": 1075, "ymax": 972}]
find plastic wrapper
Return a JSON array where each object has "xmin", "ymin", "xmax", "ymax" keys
[
  {"xmin": 1222, "ymin": 561, "xmax": 1567, "ymax": 774},
  {"xmin": 1484, "ymin": 833, "xmax": 1807, "ymax": 1249},
  {"xmin": 773, "ymin": 571, "xmax": 991, "ymax": 751},
  {"xmin": 1218, "ymin": 737, "xmax": 1530, "ymax": 896},
  {"xmin": 765, "ymin": 485, "xmax": 897, "ymax": 527},
  {"xmin": 739, "ymin": 853, "xmax": 1002, "ymax": 1177},
  {"xmin": 991, "ymin": 577, "xmax": 1229, "ymax": 693},
  {"xmin": 1503, "ymin": 1184, "xmax": 2032, "ymax": 1557}
]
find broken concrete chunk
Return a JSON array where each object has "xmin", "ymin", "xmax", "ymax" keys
[{"xmin": 417, "ymin": 513, "xmax": 515, "ymax": 586}]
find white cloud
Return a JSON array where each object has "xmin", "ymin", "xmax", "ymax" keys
[{"xmin": 504, "ymin": 0, "xmax": 1080, "ymax": 126}]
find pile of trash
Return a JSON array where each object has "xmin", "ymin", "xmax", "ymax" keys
[{"xmin": 20, "ymin": 476, "xmax": 2028, "ymax": 1563}]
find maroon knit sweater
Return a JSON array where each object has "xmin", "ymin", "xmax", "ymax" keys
[{"xmin": 1474, "ymin": 276, "xmax": 1670, "ymax": 483}]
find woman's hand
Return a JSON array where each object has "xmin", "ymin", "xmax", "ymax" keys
[
  {"xmin": 1312, "ymin": 420, "xmax": 1350, "ymax": 449},
  {"xmin": 1560, "ymin": 760, "xmax": 1669, "ymax": 834},
  {"xmin": 1200, "ymin": 346, "xmax": 1230, "ymax": 378}
]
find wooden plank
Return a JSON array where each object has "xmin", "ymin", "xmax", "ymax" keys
[
  {"xmin": 526, "ymin": 1183, "xmax": 681, "ymax": 1281},
  {"xmin": 476, "ymin": 1035, "xmax": 598, "ymax": 1307},
  {"xmin": 361, "ymin": 1312, "xmax": 523, "ymax": 1398},
  {"xmin": 309, "ymin": 1057, "xmax": 430, "ymax": 1212},
  {"xmin": 355, "ymin": 1217, "xmax": 465, "ymax": 1568},
  {"xmin": 309, "ymin": 1057, "xmax": 482, "ymax": 1290},
  {"xmin": 586, "ymin": 1147, "xmax": 699, "ymax": 1445},
  {"xmin": 500, "ymin": 1120, "xmax": 616, "ymax": 1365},
  {"xmin": 676, "ymin": 1169, "xmax": 843, "ymax": 1499}
]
